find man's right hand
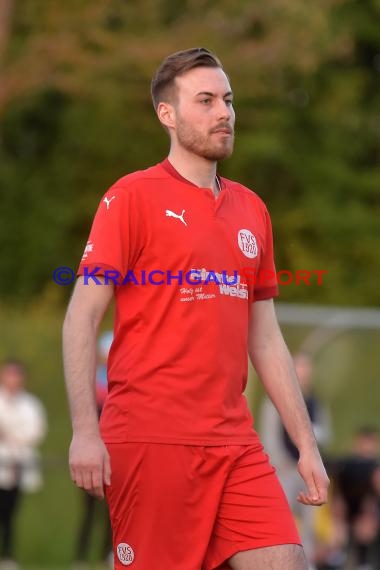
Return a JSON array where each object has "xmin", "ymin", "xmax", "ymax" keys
[{"xmin": 69, "ymin": 433, "xmax": 111, "ymax": 499}]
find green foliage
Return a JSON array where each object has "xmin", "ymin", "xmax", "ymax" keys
[{"xmin": 0, "ymin": 0, "xmax": 379, "ymax": 305}]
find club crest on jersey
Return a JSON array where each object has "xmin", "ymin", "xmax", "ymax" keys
[
  {"xmin": 116, "ymin": 542, "xmax": 134, "ymax": 565},
  {"xmin": 238, "ymin": 229, "xmax": 258, "ymax": 259}
]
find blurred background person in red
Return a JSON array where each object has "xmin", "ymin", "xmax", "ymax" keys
[{"xmin": 0, "ymin": 359, "xmax": 47, "ymax": 570}]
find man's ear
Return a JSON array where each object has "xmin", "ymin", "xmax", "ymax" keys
[{"xmin": 157, "ymin": 102, "xmax": 176, "ymax": 130}]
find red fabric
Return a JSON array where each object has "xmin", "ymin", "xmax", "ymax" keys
[
  {"xmin": 106, "ymin": 441, "xmax": 301, "ymax": 570},
  {"xmin": 78, "ymin": 161, "xmax": 279, "ymax": 445}
]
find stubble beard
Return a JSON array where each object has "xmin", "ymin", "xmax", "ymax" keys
[{"xmin": 175, "ymin": 118, "xmax": 234, "ymax": 161}]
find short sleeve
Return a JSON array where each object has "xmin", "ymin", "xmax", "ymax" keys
[
  {"xmin": 77, "ymin": 185, "xmax": 134, "ymax": 279},
  {"xmin": 253, "ymin": 207, "xmax": 279, "ymax": 301}
]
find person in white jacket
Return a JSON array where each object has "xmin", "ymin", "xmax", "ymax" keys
[{"xmin": 0, "ymin": 359, "xmax": 47, "ymax": 569}]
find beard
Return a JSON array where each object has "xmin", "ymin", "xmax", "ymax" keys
[{"xmin": 175, "ymin": 115, "xmax": 234, "ymax": 161}]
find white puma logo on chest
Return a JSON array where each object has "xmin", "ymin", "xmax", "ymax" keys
[{"xmin": 165, "ymin": 209, "xmax": 187, "ymax": 226}]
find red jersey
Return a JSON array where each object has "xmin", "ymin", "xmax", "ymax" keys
[{"xmin": 78, "ymin": 160, "xmax": 278, "ymax": 445}]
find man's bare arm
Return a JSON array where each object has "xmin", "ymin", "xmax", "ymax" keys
[
  {"xmin": 62, "ymin": 276, "xmax": 114, "ymax": 498},
  {"xmin": 248, "ymin": 299, "xmax": 330, "ymax": 506}
]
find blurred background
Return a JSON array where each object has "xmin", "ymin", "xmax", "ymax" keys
[{"xmin": 0, "ymin": 0, "xmax": 379, "ymax": 568}]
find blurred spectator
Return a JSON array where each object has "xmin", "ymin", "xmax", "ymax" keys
[
  {"xmin": 0, "ymin": 359, "xmax": 47, "ymax": 570},
  {"xmin": 73, "ymin": 331, "xmax": 113, "ymax": 568},
  {"xmin": 332, "ymin": 426, "xmax": 380, "ymax": 570},
  {"xmin": 259, "ymin": 352, "xmax": 331, "ymax": 567}
]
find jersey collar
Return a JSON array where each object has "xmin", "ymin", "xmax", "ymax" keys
[{"xmin": 160, "ymin": 158, "xmax": 224, "ymax": 190}]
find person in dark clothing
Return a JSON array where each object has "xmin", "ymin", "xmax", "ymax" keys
[{"xmin": 334, "ymin": 427, "xmax": 380, "ymax": 570}]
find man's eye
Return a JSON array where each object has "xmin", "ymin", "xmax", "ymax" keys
[
  {"xmin": 200, "ymin": 99, "xmax": 211, "ymax": 104},
  {"xmin": 225, "ymin": 99, "xmax": 233, "ymax": 106}
]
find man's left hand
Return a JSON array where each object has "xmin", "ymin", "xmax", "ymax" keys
[{"xmin": 297, "ymin": 447, "xmax": 330, "ymax": 506}]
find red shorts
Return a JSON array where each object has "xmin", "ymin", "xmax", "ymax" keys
[{"xmin": 106, "ymin": 440, "xmax": 301, "ymax": 569}]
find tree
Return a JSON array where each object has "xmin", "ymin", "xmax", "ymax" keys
[{"xmin": 0, "ymin": 0, "xmax": 379, "ymax": 305}]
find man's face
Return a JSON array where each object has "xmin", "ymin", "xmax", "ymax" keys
[{"xmin": 172, "ymin": 66, "xmax": 235, "ymax": 161}]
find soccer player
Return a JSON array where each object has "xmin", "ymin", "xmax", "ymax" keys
[{"xmin": 63, "ymin": 48, "xmax": 329, "ymax": 570}]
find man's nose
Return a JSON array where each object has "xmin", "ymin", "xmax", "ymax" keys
[{"xmin": 216, "ymin": 99, "xmax": 233, "ymax": 121}]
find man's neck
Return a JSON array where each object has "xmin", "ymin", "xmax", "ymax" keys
[{"xmin": 167, "ymin": 148, "xmax": 217, "ymax": 190}]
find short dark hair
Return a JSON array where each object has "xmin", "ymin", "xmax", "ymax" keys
[
  {"xmin": 0, "ymin": 358, "xmax": 26, "ymax": 376},
  {"xmin": 356, "ymin": 425, "xmax": 379, "ymax": 438},
  {"xmin": 151, "ymin": 47, "xmax": 223, "ymax": 110}
]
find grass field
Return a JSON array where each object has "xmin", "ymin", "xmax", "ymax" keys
[{"xmin": 1, "ymin": 296, "xmax": 379, "ymax": 567}]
